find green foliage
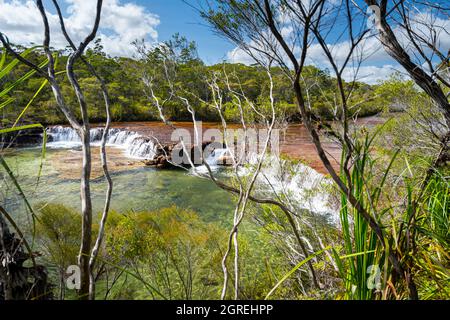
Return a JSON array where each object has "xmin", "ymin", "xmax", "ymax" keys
[
  {"xmin": 374, "ymin": 86, "xmax": 445, "ymax": 197},
  {"xmin": 1, "ymin": 38, "xmax": 388, "ymax": 127},
  {"xmin": 374, "ymin": 73, "xmax": 421, "ymax": 112},
  {"xmin": 3, "ymin": 34, "xmax": 448, "ymax": 301},
  {"xmin": 334, "ymin": 130, "xmax": 387, "ymax": 300},
  {"xmin": 33, "ymin": 203, "xmax": 82, "ymax": 299},
  {"xmin": 423, "ymin": 174, "xmax": 450, "ymax": 248},
  {"xmin": 412, "ymin": 173, "xmax": 450, "ymax": 299},
  {"xmin": 332, "ymin": 119, "xmax": 450, "ymax": 300},
  {"xmin": 21, "ymin": 205, "xmax": 275, "ymax": 300},
  {"xmin": 98, "ymin": 206, "xmax": 283, "ymax": 300},
  {"xmin": 0, "ymin": 47, "xmax": 47, "ymax": 236},
  {"xmin": 36, "ymin": 203, "xmax": 81, "ymax": 269},
  {"xmin": 101, "ymin": 207, "xmax": 224, "ymax": 299},
  {"xmin": 265, "ymin": 246, "xmax": 331, "ymax": 300}
]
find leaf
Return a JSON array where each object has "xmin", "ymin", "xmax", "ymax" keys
[
  {"xmin": 339, "ymin": 250, "xmax": 376, "ymax": 259},
  {"xmin": 0, "ymin": 123, "xmax": 44, "ymax": 134},
  {"xmin": 0, "ymin": 58, "xmax": 48, "ymax": 98},
  {"xmin": 265, "ymin": 246, "xmax": 331, "ymax": 299},
  {"xmin": 0, "ymin": 46, "xmax": 41, "ymax": 79},
  {"xmin": 13, "ymin": 79, "xmax": 49, "ymax": 127},
  {"xmin": 0, "ymin": 97, "xmax": 15, "ymax": 110}
]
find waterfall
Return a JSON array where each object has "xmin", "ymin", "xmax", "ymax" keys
[
  {"xmin": 203, "ymin": 150, "xmax": 338, "ymax": 222},
  {"xmin": 254, "ymin": 156, "xmax": 338, "ymax": 223},
  {"xmin": 46, "ymin": 126, "xmax": 157, "ymax": 159},
  {"xmin": 205, "ymin": 148, "xmax": 231, "ymax": 165}
]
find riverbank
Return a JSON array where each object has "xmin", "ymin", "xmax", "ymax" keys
[
  {"xmin": 59, "ymin": 117, "xmax": 385, "ymax": 173},
  {"xmin": 4, "ymin": 116, "xmax": 386, "ymax": 175}
]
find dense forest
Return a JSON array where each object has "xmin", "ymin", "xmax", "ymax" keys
[
  {"xmin": 0, "ymin": 0, "xmax": 449, "ymax": 304},
  {"xmin": 1, "ymin": 35, "xmax": 414, "ymax": 127}
]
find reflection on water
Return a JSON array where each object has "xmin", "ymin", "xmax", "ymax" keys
[{"xmin": 1, "ymin": 147, "xmax": 235, "ymax": 225}]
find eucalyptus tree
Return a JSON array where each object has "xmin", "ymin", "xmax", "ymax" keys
[
  {"xmin": 199, "ymin": 0, "xmax": 449, "ymax": 299},
  {"xmin": 136, "ymin": 36, "xmax": 327, "ymax": 299},
  {"xmin": 0, "ymin": 0, "xmax": 113, "ymax": 299}
]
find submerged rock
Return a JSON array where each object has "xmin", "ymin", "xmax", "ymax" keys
[{"xmin": 215, "ymin": 155, "xmax": 233, "ymax": 166}]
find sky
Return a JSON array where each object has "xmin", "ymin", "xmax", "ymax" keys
[
  {"xmin": 0, "ymin": 0, "xmax": 449, "ymax": 84},
  {"xmin": 134, "ymin": 0, "xmax": 235, "ymax": 65},
  {"xmin": 0, "ymin": 0, "xmax": 235, "ymax": 64}
]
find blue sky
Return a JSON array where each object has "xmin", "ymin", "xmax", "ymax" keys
[
  {"xmin": 134, "ymin": 0, "xmax": 235, "ymax": 64},
  {"xmin": 1, "ymin": 0, "xmax": 449, "ymax": 83},
  {"xmin": 0, "ymin": 0, "xmax": 234, "ymax": 63}
]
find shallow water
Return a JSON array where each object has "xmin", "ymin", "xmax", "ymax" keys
[
  {"xmin": 1, "ymin": 118, "xmax": 358, "ymax": 227},
  {"xmin": 1, "ymin": 146, "xmax": 236, "ymax": 226},
  {"xmin": 48, "ymin": 121, "xmax": 345, "ymax": 174}
]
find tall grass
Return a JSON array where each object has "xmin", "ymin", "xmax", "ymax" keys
[
  {"xmin": 332, "ymin": 119, "xmax": 450, "ymax": 300},
  {"xmin": 333, "ymin": 129, "xmax": 390, "ymax": 299},
  {"xmin": 1, "ymin": 48, "xmax": 49, "ymax": 241},
  {"xmin": 423, "ymin": 174, "xmax": 449, "ymax": 248},
  {"xmin": 413, "ymin": 172, "xmax": 450, "ymax": 299}
]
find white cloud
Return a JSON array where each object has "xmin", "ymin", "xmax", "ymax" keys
[
  {"xmin": 0, "ymin": 0, "xmax": 160, "ymax": 57},
  {"xmin": 226, "ymin": 36, "xmax": 396, "ymax": 84},
  {"xmin": 341, "ymin": 64, "xmax": 397, "ymax": 85},
  {"xmin": 225, "ymin": 6, "xmax": 450, "ymax": 84},
  {"xmin": 227, "ymin": 46, "xmax": 255, "ymax": 65},
  {"xmin": 227, "ymin": 39, "xmax": 401, "ymax": 84}
]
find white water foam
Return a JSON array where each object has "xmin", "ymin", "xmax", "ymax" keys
[
  {"xmin": 256, "ymin": 157, "xmax": 338, "ymax": 222},
  {"xmin": 191, "ymin": 148, "xmax": 233, "ymax": 174},
  {"xmin": 199, "ymin": 150, "xmax": 338, "ymax": 222},
  {"xmin": 46, "ymin": 126, "xmax": 158, "ymax": 159},
  {"xmin": 47, "ymin": 127, "xmax": 337, "ymax": 220}
]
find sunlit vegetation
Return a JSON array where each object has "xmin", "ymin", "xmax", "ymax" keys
[
  {"xmin": 0, "ymin": 37, "xmax": 409, "ymax": 128},
  {"xmin": 33, "ymin": 205, "xmax": 292, "ymax": 300},
  {"xmin": 1, "ymin": 0, "xmax": 449, "ymax": 302}
]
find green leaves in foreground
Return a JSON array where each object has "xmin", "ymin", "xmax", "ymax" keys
[
  {"xmin": 265, "ymin": 246, "xmax": 331, "ymax": 299},
  {"xmin": 0, "ymin": 46, "xmax": 46, "ymax": 99},
  {"xmin": 0, "ymin": 123, "xmax": 45, "ymax": 135},
  {"xmin": 0, "ymin": 48, "xmax": 48, "ymax": 241}
]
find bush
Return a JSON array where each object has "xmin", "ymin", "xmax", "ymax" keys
[{"xmin": 35, "ymin": 203, "xmax": 82, "ymax": 299}]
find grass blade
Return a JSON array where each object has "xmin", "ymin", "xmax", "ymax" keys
[{"xmin": 265, "ymin": 246, "xmax": 331, "ymax": 300}]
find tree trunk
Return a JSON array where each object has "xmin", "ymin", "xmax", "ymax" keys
[{"xmin": 78, "ymin": 129, "xmax": 93, "ymax": 299}]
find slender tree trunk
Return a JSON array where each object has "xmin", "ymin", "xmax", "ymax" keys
[
  {"xmin": 78, "ymin": 128, "xmax": 92, "ymax": 299},
  {"xmin": 0, "ymin": 215, "xmax": 13, "ymax": 300}
]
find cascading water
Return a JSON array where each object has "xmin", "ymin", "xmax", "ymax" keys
[
  {"xmin": 189, "ymin": 148, "xmax": 232, "ymax": 174},
  {"xmin": 46, "ymin": 126, "xmax": 157, "ymax": 159},
  {"xmin": 255, "ymin": 157, "xmax": 338, "ymax": 222},
  {"xmin": 204, "ymin": 149, "xmax": 338, "ymax": 222},
  {"xmin": 205, "ymin": 148, "xmax": 231, "ymax": 166},
  {"xmin": 46, "ymin": 126, "xmax": 337, "ymax": 221}
]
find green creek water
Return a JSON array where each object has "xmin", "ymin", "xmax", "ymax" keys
[
  {"xmin": 1, "ymin": 146, "xmax": 236, "ymax": 227},
  {"xmin": 1, "ymin": 119, "xmax": 348, "ymax": 229}
]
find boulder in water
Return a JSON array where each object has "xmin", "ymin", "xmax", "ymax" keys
[{"xmin": 215, "ymin": 155, "xmax": 233, "ymax": 166}]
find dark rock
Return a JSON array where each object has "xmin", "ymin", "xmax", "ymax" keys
[
  {"xmin": 1, "ymin": 127, "xmax": 44, "ymax": 148},
  {"xmin": 216, "ymin": 155, "xmax": 233, "ymax": 166},
  {"xmin": 142, "ymin": 140, "xmax": 229, "ymax": 169}
]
